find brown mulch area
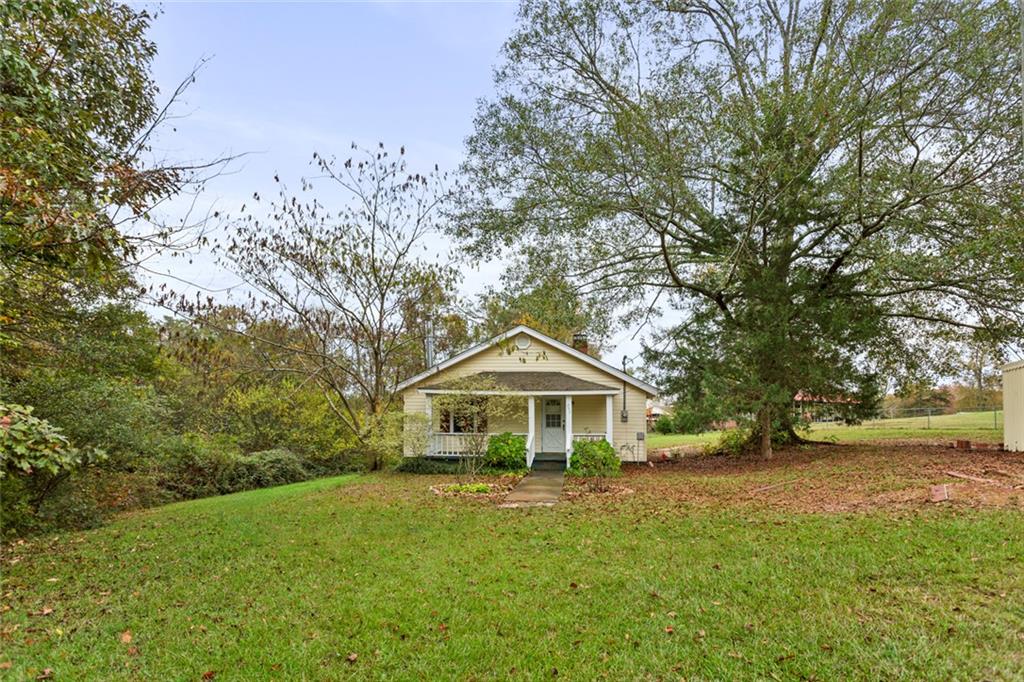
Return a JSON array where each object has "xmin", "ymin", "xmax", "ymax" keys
[
  {"xmin": 615, "ymin": 443, "xmax": 1024, "ymax": 513},
  {"xmin": 562, "ymin": 481, "xmax": 635, "ymax": 499}
]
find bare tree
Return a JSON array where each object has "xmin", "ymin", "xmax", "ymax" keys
[{"xmin": 197, "ymin": 146, "xmax": 460, "ymax": 463}]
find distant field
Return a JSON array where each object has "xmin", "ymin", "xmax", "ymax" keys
[{"xmin": 647, "ymin": 411, "xmax": 1005, "ymax": 450}]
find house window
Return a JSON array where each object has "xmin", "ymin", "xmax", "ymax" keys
[{"xmin": 439, "ymin": 406, "xmax": 487, "ymax": 433}]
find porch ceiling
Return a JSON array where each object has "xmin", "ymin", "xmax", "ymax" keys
[{"xmin": 420, "ymin": 371, "xmax": 618, "ymax": 394}]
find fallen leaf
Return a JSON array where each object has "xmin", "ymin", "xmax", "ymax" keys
[
  {"xmin": 202, "ymin": 671, "xmax": 215, "ymax": 680},
  {"xmin": 30, "ymin": 607, "xmax": 54, "ymax": 617},
  {"xmin": 664, "ymin": 626, "xmax": 674, "ymax": 635},
  {"xmin": 36, "ymin": 669, "xmax": 54, "ymax": 681},
  {"xmin": 346, "ymin": 653, "xmax": 357, "ymax": 663},
  {"xmin": 438, "ymin": 623, "xmax": 447, "ymax": 632},
  {"xmin": 120, "ymin": 630, "xmax": 132, "ymax": 644},
  {"xmin": 0, "ymin": 662, "xmax": 11, "ymax": 670}
]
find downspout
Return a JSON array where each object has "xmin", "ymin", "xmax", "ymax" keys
[{"xmin": 620, "ymin": 355, "xmax": 628, "ymax": 422}]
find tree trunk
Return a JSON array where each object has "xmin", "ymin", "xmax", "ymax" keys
[{"xmin": 758, "ymin": 407, "xmax": 773, "ymax": 459}]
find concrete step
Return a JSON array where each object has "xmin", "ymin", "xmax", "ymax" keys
[{"xmin": 532, "ymin": 460, "xmax": 565, "ymax": 472}]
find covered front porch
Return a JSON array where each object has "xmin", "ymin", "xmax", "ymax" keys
[{"xmin": 421, "ymin": 371, "xmax": 618, "ymax": 468}]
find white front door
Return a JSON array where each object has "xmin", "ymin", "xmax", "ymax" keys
[{"xmin": 541, "ymin": 398, "xmax": 564, "ymax": 453}]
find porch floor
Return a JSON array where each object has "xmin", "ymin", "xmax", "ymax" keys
[{"xmin": 499, "ymin": 469, "xmax": 564, "ymax": 508}]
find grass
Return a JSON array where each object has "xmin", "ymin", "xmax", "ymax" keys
[
  {"xmin": 3, "ymin": 457, "xmax": 1024, "ymax": 680},
  {"xmin": 647, "ymin": 410, "xmax": 1005, "ymax": 450}
]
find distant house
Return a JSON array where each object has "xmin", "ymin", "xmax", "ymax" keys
[
  {"xmin": 645, "ymin": 399, "xmax": 673, "ymax": 430},
  {"xmin": 793, "ymin": 390, "xmax": 860, "ymax": 422},
  {"xmin": 398, "ymin": 325, "xmax": 658, "ymax": 467}
]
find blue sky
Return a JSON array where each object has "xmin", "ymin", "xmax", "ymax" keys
[{"xmin": 139, "ymin": 1, "xmax": 652, "ymax": 362}]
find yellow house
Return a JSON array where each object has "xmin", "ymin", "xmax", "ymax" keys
[{"xmin": 398, "ymin": 325, "xmax": 658, "ymax": 467}]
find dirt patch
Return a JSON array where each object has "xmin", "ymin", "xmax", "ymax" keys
[
  {"xmin": 429, "ymin": 481, "xmax": 518, "ymax": 501},
  {"xmin": 613, "ymin": 443, "xmax": 1024, "ymax": 513}
]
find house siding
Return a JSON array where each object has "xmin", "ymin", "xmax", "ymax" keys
[
  {"xmin": 401, "ymin": 337, "xmax": 650, "ymax": 461},
  {"xmin": 1004, "ymin": 361, "xmax": 1024, "ymax": 452}
]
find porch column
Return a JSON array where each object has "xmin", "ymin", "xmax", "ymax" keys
[
  {"xmin": 605, "ymin": 394, "xmax": 614, "ymax": 445},
  {"xmin": 425, "ymin": 393, "xmax": 434, "ymax": 456},
  {"xmin": 564, "ymin": 395, "xmax": 573, "ymax": 466},
  {"xmin": 527, "ymin": 395, "xmax": 536, "ymax": 468}
]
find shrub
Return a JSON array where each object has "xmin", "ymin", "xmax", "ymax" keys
[
  {"xmin": 653, "ymin": 415, "xmax": 674, "ymax": 434},
  {"xmin": 568, "ymin": 439, "xmax": 620, "ymax": 479},
  {"xmin": 156, "ymin": 434, "xmax": 244, "ymax": 499},
  {"xmin": 302, "ymin": 448, "xmax": 360, "ymax": 478},
  {"xmin": 1, "ymin": 403, "xmax": 108, "ymax": 538},
  {"xmin": 6, "ymin": 469, "xmax": 172, "ymax": 539},
  {"xmin": 703, "ymin": 428, "xmax": 750, "ymax": 456},
  {"xmin": 395, "ymin": 457, "xmax": 461, "ymax": 474},
  {"xmin": 229, "ymin": 449, "xmax": 310, "ymax": 491},
  {"xmin": 158, "ymin": 438, "xmax": 317, "ymax": 498},
  {"xmin": 1, "ymin": 403, "xmax": 95, "ymax": 478},
  {"xmin": 8, "ymin": 373, "xmax": 168, "ymax": 470},
  {"xmin": 484, "ymin": 432, "xmax": 527, "ymax": 470},
  {"xmin": 702, "ymin": 427, "xmax": 790, "ymax": 456}
]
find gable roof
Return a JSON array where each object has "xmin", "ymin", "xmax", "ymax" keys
[
  {"xmin": 396, "ymin": 324, "xmax": 659, "ymax": 395},
  {"xmin": 421, "ymin": 371, "xmax": 618, "ymax": 394}
]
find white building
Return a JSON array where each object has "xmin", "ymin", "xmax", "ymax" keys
[{"xmin": 1003, "ymin": 360, "xmax": 1024, "ymax": 452}]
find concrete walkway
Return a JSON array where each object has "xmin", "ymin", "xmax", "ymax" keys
[{"xmin": 499, "ymin": 469, "xmax": 565, "ymax": 508}]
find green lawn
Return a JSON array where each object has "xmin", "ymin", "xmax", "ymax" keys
[
  {"xmin": 648, "ymin": 410, "xmax": 1004, "ymax": 450},
  {"xmin": 4, "ymin": 459, "xmax": 1024, "ymax": 680}
]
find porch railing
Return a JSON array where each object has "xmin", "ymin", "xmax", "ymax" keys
[
  {"xmin": 427, "ymin": 432, "xmax": 606, "ymax": 458},
  {"xmin": 429, "ymin": 432, "xmax": 529, "ymax": 456}
]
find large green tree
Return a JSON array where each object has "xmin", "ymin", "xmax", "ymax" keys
[
  {"xmin": 457, "ymin": 0, "xmax": 1023, "ymax": 456},
  {"xmin": 477, "ymin": 266, "xmax": 614, "ymax": 353}
]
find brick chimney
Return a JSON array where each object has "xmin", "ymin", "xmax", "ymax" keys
[{"xmin": 572, "ymin": 333, "xmax": 589, "ymax": 355}]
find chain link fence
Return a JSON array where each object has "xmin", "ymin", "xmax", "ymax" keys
[{"xmin": 811, "ymin": 406, "xmax": 1003, "ymax": 431}]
